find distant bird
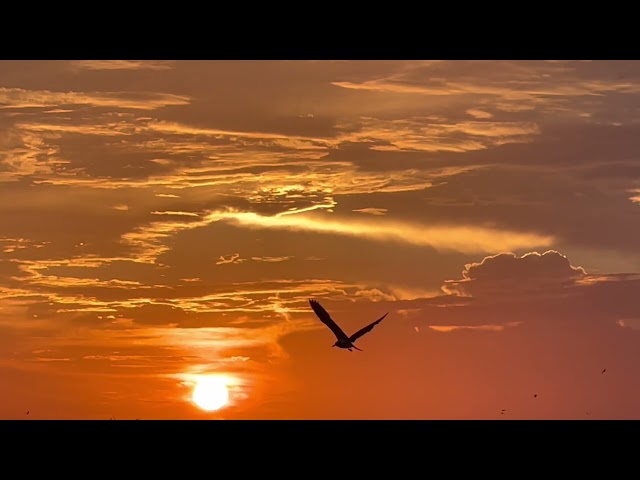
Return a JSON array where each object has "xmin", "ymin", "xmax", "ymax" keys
[
  {"xmin": 308, "ymin": 299, "xmax": 388, "ymax": 351},
  {"xmin": 602, "ymin": 368, "xmax": 607, "ymax": 374},
  {"xmin": 533, "ymin": 394, "xmax": 538, "ymax": 398},
  {"xmin": 25, "ymin": 411, "xmax": 29, "ymax": 415}
]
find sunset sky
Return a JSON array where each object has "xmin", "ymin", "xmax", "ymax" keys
[{"xmin": 2, "ymin": 60, "xmax": 640, "ymax": 419}]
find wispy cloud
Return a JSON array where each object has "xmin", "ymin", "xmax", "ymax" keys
[
  {"xmin": 429, "ymin": 322, "xmax": 523, "ymax": 333},
  {"xmin": 216, "ymin": 254, "xmax": 246, "ymax": 265},
  {"xmin": 206, "ymin": 209, "xmax": 554, "ymax": 254},
  {"xmin": 0, "ymin": 87, "xmax": 190, "ymax": 110},
  {"xmin": 466, "ymin": 108, "xmax": 494, "ymax": 119},
  {"xmin": 352, "ymin": 208, "xmax": 388, "ymax": 216},
  {"xmin": 145, "ymin": 121, "xmax": 329, "ymax": 150},
  {"xmin": 251, "ymin": 256, "xmax": 293, "ymax": 263},
  {"xmin": 70, "ymin": 60, "xmax": 175, "ymax": 71},
  {"xmin": 151, "ymin": 211, "xmax": 201, "ymax": 217},
  {"xmin": 336, "ymin": 117, "xmax": 540, "ymax": 153},
  {"xmin": 617, "ymin": 318, "xmax": 640, "ymax": 330}
]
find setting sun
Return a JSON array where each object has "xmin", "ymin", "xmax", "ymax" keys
[{"xmin": 192, "ymin": 377, "xmax": 230, "ymax": 412}]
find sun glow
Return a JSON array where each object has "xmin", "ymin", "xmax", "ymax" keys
[{"xmin": 191, "ymin": 376, "xmax": 230, "ymax": 412}]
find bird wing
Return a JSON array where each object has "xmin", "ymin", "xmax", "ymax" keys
[
  {"xmin": 349, "ymin": 312, "xmax": 388, "ymax": 342},
  {"xmin": 309, "ymin": 299, "xmax": 349, "ymax": 342}
]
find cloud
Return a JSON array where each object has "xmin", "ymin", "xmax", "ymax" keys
[
  {"xmin": 216, "ymin": 254, "xmax": 246, "ymax": 265},
  {"xmin": 617, "ymin": 319, "xmax": 640, "ymax": 330},
  {"xmin": 145, "ymin": 120, "xmax": 329, "ymax": 150},
  {"xmin": 331, "ymin": 71, "xmax": 640, "ymax": 101},
  {"xmin": 0, "ymin": 87, "xmax": 190, "ymax": 110},
  {"xmin": 390, "ymin": 249, "xmax": 640, "ymax": 342},
  {"xmin": 151, "ymin": 211, "xmax": 200, "ymax": 217},
  {"xmin": 352, "ymin": 208, "xmax": 388, "ymax": 216},
  {"xmin": 70, "ymin": 60, "xmax": 175, "ymax": 71},
  {"xmin": 335, "ymin": 117, "xmax": 540, "ymax": 153},
  {"xmin": 428, "ymin": 322, "xmax": 522, "ymax": 333},
  {"xmin": 353, "ymin": 288, "xmax": 396, "ymax": 302},
  {"xmin": 466, "ymin": 109, "xmax": 494, "ymax": 119},
  {"xmin": 442, "ymin": 250, "xmax": 586, "ymax": 297},
  {"xmin": 206, "ymin": 209, "xmax": 554, "ymax": 255},
  {"xmin": 251, "ymin": 256, "xmax": 293, "ymax": 263},
  {"xmin": 0, "ymin": 130, "xmax": 65, "ymax": 181},
  {"xmin": 120, "ymin": 214, "xmax": 213, "ymax": 263}
]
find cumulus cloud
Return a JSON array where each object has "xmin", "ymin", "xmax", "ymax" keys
[
  {"xmin": 442, "ymin": 250, "xmax": 587, "ymax": 298},
  {"xmin": 393, "ymin": 249, "xmax": 640, "ymax": 339}
]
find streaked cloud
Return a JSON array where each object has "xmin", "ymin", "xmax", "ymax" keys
[
  {"xmin": 0, "ymin": 87, "xmax": 190, "ymax": 110},
  {"xmin": 352, "ymin": 208, "xmax": 388, "ymax": 216},
  {"xmin": 251, "ymin": 256, "xmax": 293, "ymax": 263},
  {"xmin": 428, "ymin": 322, "xmax": 522, "ymax": 333},
  {"xmin": 466, "ymin": 108, "xmax": 493, "ymax": 119},
  {"xmin": 70, "ymin": 60, "xmax": 175, "ymax": 71},
  {"xmin": 336, "ymin": 117, "xmax": 540, "ymax": 153},
  {"xmin": 206, "ymin": 209, "xmax": 554, "ymax": 254},
  {"xmin": 216, "ymin": 253, "xmax": 246, "ymax": 265}
]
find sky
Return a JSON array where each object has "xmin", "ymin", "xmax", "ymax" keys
[{"xmin": 2, "ymin": 60, "xmax": 640, "ymax": 419}]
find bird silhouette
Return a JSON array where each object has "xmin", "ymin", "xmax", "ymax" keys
[
  {"xmin": 308, "ymin": 299, "xmax": 388, "ymax": 351},
  {"xmin": 602, "ymin": 368, "xmax": 607, "ymax": 374}
]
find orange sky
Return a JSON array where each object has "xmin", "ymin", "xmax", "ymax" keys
[{"xmin": 2, "ymin": 60, "xmax": 640, "ymax": 419}]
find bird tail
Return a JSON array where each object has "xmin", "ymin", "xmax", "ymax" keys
[{"xmin": 352, "ymin": 345, "xmax": 363, "ymax": 351}]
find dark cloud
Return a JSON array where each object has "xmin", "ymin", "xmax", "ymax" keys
[
  {"xmin": 383, "ymin": 251, "xmax": 640, "ymax": 334},
  {"xmin": 443, "ymin": 250, "xmax": 586, "ymax": 298}
]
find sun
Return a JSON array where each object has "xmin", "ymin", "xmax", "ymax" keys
[{"xmin": 192, "ymin": 376, "xmax": 230, "ymax": 412}]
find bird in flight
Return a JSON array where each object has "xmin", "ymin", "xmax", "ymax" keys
[
  {"xmin": 308, "ymin": 299, "xmax": 388, "ymax": 351},
  {"xmin": 602, "ymin": 368, "xmax": 607, "ymax": 374}
]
